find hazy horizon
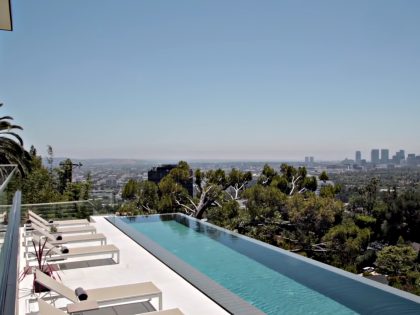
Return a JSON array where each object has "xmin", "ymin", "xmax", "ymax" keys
[{"xmin": 1, "ymin": 1, "xmax": 420, "ymax": 160}]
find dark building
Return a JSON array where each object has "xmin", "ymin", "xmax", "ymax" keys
[{"xmin": 148, "ymin": 164, "xmax": 194, "ymax": 196}]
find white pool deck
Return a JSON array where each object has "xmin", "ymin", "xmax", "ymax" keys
[{"xmin": 18, "ymin": 216, "xmax": 230, "ymax": 315}]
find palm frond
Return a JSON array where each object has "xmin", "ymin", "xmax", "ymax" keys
[
  {"xmin": 0, "ymin": 116, "xmax": 13, "ymax": 120},
  {"xmin": 0, "ymin": 132, "xmax": 24, "ymax": 145}
]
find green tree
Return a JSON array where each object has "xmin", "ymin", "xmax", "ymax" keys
[
  {"xmin": 280, "ymin": 163, "xmax": 305, "ymax": 195},
  {"xmin": 286, "ymin": 194, "xmax": 344, "ymax": 247},
  {"xmin": 63, "ymin": 175, "xmax": 92, "ymax": 202},
  {"xmin": 302, "ymin": 176, "xmax": 318, "ymax": 192},
  {"xmin": 319, "ymin": 171, "xmax": 329, "ymax": 182},
  {"xmin": 323, "ymin": 220, "xmax": 371, "ymax": 271},
  {"xmin": 57, "ymin": 159, "xmax": 74, "ymax": 194},
  {"xmin": 137, "ymin": 181, "xmax": 159, "ymax": 213},
  {"xmin": 165, "ymin": 162, "xmax": 232, "ymax": 218},
  {"xmin": 207, "ymin": 200, "xmax": 240, "ymax": 228},
  {"xmin": 349, "ymin": 178, "xmax": 380, "ymax": 215},
  {"xmin": 243, "ymin": 184, "xmax": 286, "ymax": 220},
  {"xmin": 258, "ymin": 164, "xmax": 277, "ymax": 186},
  {"xmin": 122, "ymin": 179, "xmax": 139, "ymax": 200},
  {"xmin": 21, "ymin": 164, "xmax": 62, "ymax": 203},
  {"xmin": 319, "ymin": 184, "xmax": 341, "ymax": 198},
  {"xmin": 226, "ymin": 168, "xmax": 253, "ymax": 200},
  {"xmin": 268, "ymin": 164, "xmax": 317, "ymax": 195},
  {"xmin": 375, "ymin": 245, "xmax": 417, "ymax": 276},
  {"xmin": 82, "ymin": 172, "xmax": 93, "ymax": 200}
]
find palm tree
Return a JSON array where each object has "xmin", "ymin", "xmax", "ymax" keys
[{"xmin": 0, "ymin": 103, "xmax": 31, "ymax": 178}]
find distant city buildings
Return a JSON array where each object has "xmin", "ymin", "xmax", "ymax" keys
[
  {"xmin": 371, "ymin": 149, "xmax": 380, "ymax": 164},
  {"xmin": 392, "ymin": 150, "xmax": 406, "ymax": 164},
  {"xmin": 380, "ymin": 149, "xmax": 389, "ymax": 164},
  {"xmin": 304, "ymin": 156, "xmax": 314, "ymax": 165},
  {"xmin": 105, "ymin": 175, "xmax": 117, "ymax": 188},
  {"xmin": 407, "ymin": 154, "xmax": 417, "ymax": 167},
  {"xmin": 351, "ymin": 148, "xmax": 420, "ymax": 169},
  {"xmin": 355, "ymin": 151, "xmax": 362, "ymax": 164}
]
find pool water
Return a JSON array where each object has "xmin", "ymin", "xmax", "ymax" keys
[{"xmin": 126, "ymin": 217, "xmax": 356, "ymax": 314}]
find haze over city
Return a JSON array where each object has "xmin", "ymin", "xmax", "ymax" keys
[{"xmin": 1, "ymin": 0, "xmax": 420, "ymax": 160}]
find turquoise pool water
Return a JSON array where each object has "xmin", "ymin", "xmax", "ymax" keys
[{"xmin": 126, "ymin": 217, "xmax": 356, "ymax": 314}]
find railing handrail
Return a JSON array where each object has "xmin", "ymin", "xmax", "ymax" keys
[
  {"xmin": 0, "ymin": 165, "xmax": 17, "ymax": 194},
  {"xmin": 0, "ymin": 191, "xmax": 21, "ymax": 315},
  {"xmin": 0, "ymin": 199, "xmax": 95, "ymax": 208}
]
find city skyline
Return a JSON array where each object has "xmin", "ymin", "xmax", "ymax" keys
[{"xmin": 1, "ymin": 1, "xmax": 420, "ymax": 160}]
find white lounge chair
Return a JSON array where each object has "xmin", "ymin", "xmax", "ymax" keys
[
  {"xmin": 35, "ymin": 270, "xmax": 163, "ymax": 309},
  {"xmin": 27, "ymin": 238, "xmax": 120, "ymax": 266},
  {"xmin": 24, "ymin": 223, "xmax": 106, "ymax": 258},
  {"xmin": 38, "ymin": 298, "xmax": 184, "ymax": 315},
  {"xmin": 31, "ymin": 222, "xmax": 106, "ymax": 245},
  {"xmin": 27, "ymin": 217, "xmax": 96, "ymax": 235},
  {"xmin": 29, "ymin": 210, "xmax": 90, "ymax": 226}
]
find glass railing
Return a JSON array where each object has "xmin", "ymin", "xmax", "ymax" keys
[
  {"xmin": 0, "ymin": 165, "xmax": 21, "ymax": 315},
  {"xmin": 0, "ymin": 165, "xmax": 18, "ymax": 254},
  {"xmin": 19, "ymin": 199, "xmax": 119, "ymax": 224}
]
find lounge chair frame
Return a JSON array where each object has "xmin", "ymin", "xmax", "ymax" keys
[
  {"xmin": 26, "ymin": 237, "xmax": 120, "ymax": 266},
  {"xmin": 28, "ymin": 210, "xmax": 90, "ymax": 227},
  {"xmin": 35, "ymin": 270, "xmax": 162, "ymax": 310},
  {"xmin": 24, "ymin": 224, "xmax": 106, "ymax": 258}
]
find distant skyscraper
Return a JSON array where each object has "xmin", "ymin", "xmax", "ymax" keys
[
  {"xmin": 371, "ymin": 149, "xmax": 380, "ymax": 164},
  {"xmin": 305, "ymin": 156, "xmax": 309, "ymax": 163},
  {"xmin": 398, "ymin": 150, "xmax": 405, "ymax": 160},
  {"xmin": 309, "ymin": 156, "xmax": 314, "ymax": 164},
  {"xmin": 381, "ymin": 149, "xmax": 389, "ymax": 164},
  {"xmin": 355, "ymin": 151, "xmax": 362, "ymax": 164},
  {"xmin": 393, "ymin": 150, "xmax": 406, "ymax": 164},
  {"xmin": 407, "ymin": 154, "xmax": 416, "ymax": 167}
]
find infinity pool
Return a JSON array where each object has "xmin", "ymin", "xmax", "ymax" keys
[{"xmin": 109, "ymin": 214, "xmax": 420, "ymax": 315}]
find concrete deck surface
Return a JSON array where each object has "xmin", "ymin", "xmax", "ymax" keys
[{"xmin": 18, "ymin": 216, "xmax": 230, "ymax": 315}]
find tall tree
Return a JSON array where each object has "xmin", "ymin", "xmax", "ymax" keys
[
  {"xmin": 137, "ymin": 180, "xmax": 159, "ymax": 213},
  {"xmin": 375, "ymin": 245, "xmax": 417, "ymax": 276},
  {"xmin": 322, "ymin": 219, "xmax": 371, "ymax": 270},
  {"xmin": 226, "ymin": 168, "xmax": 253, "ymax": 200},
  {"xmin": 167, "ymin": 162, "xmax": 230, "ymax": 219},
  {"xmin": 319, "ymin": 171, "xmax": 329, "ymax": 182},
  {"xmin": 20, "ymin": 148, "xmax": 61, "ymax": 203},
  {"xmin": 263, "ymin": 164, "xmax": 317, "ymax": 195},
  {"xmin": 57, "ymin": 159, "xmax": 74, "ymax": 194},
  {"xmin": 122, "ymin": 179, "xmax": 139, "ymax": 200},
  {"xmin": 258, "ymin": 164, "xmax": 277, "ymax": 186}
]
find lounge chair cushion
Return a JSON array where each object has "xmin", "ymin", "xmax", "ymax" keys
[{"xmin": 75, "ymin": 287, "xmax": 88, "ymax": 301}]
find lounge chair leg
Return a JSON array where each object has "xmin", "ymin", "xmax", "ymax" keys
[{"xmin": 159, "ymin": 293, "xmax": 162, "ymax": 310}]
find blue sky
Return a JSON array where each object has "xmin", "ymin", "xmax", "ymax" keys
[{"xmin": 1, "ymin": 0, "xmax": 419, "ymax": 161}]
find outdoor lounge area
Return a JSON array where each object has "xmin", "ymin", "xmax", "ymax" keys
[{"xmin": 0, "ymin": 164, "xmax": 229, "ymax": 315}]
